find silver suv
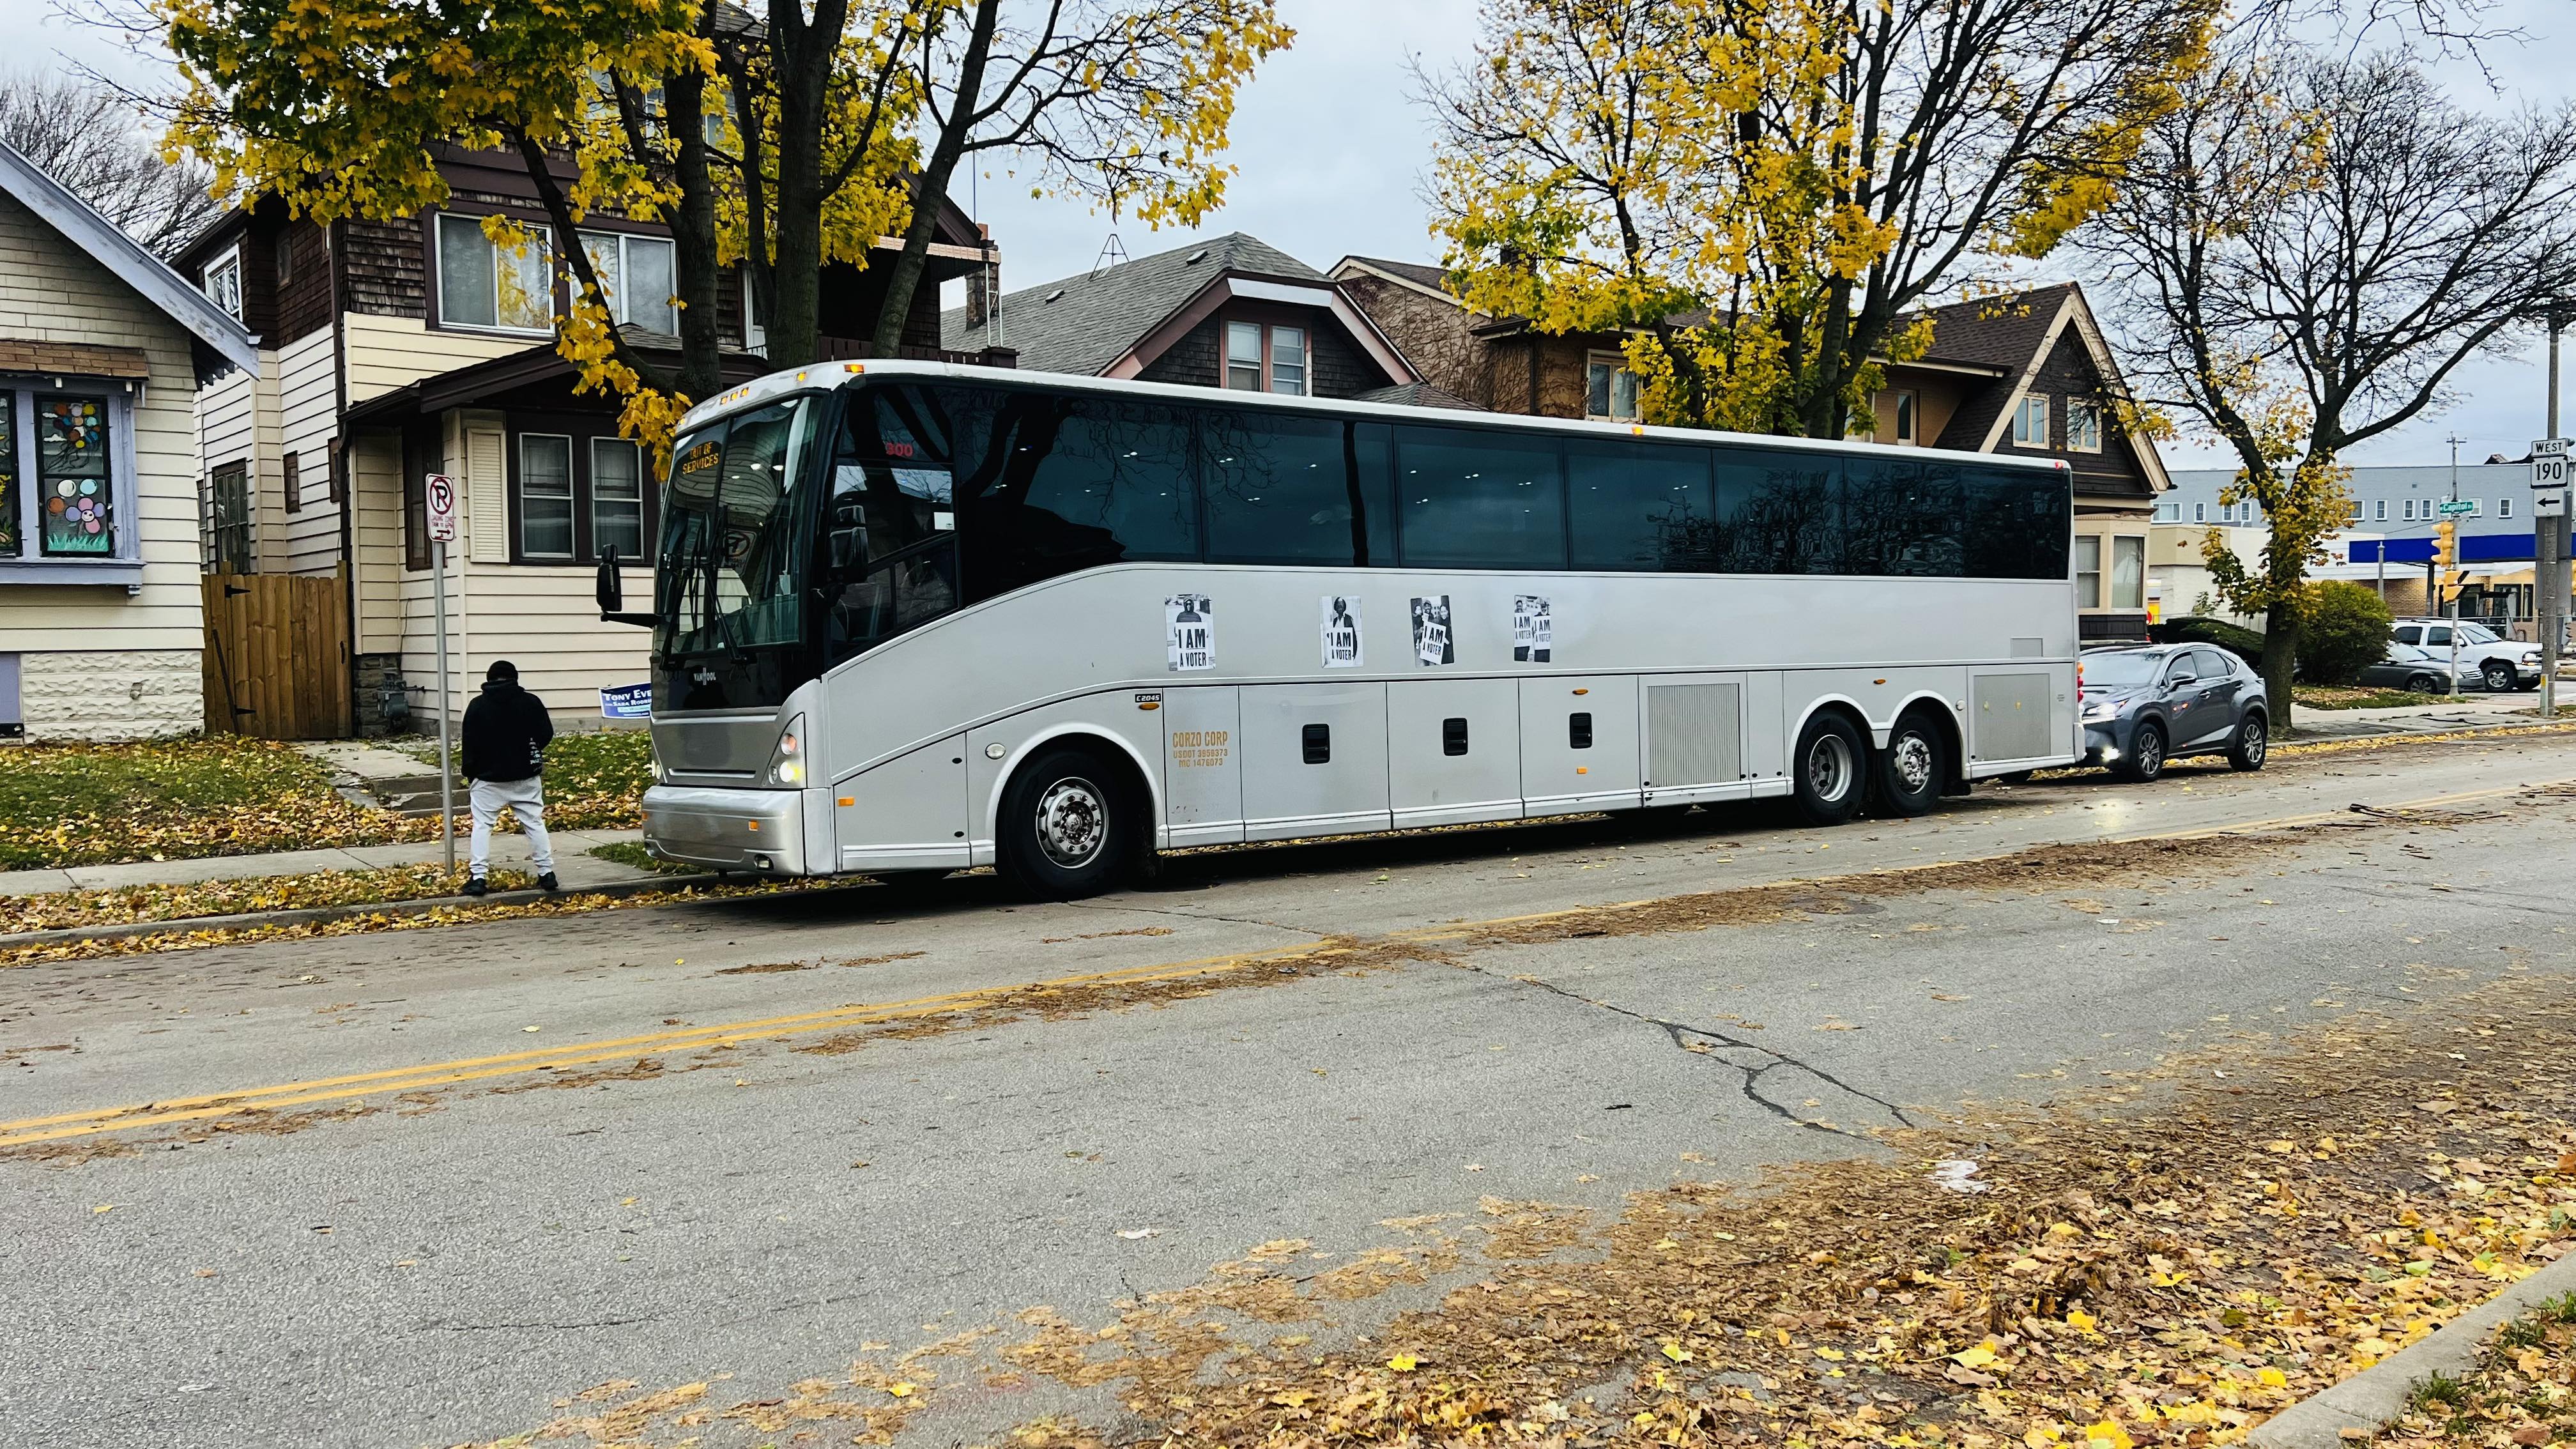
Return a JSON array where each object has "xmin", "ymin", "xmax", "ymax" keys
[{"xmin": 2389, "ymin": 620, "xmax": 2542, "ymax": 692}]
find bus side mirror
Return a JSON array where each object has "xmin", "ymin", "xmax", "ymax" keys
[{"xmin": 596, "ymin": 548, "xmax": 622, "ymax": 613}]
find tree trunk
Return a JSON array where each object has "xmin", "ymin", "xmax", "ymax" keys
[
  {"xmin": 666, "ymin": 57, "xmax": 724, "ymax": 400},
  {"xmin": 2261, "ymin": 601, "xmax": 2301, "ymax": 737},
  {"xmin": 763, "ymin": 0, "xmax": 846, "ymax": 366},
  {"xmin": 868, "ymin": 0, "xmax": 1000, "ymax": 358}
]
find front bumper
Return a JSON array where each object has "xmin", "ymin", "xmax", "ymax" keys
[
  {"xmin": 642, "ymin": 784, "xmax": 808, "ymax": 875},
  {"xmin": 2080, "ymin": 717, "xmax": 2128, "ymax": 766}
]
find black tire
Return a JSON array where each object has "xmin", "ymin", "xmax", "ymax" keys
[
  {"xmin": 1873, "ymin": 710, "xmax": 1946, "ymax": 817},
  {"xmin": 2226, "ymin": 710, "xmax": 2268, "ymax": 772},
  {"xmin": 995, "ymin": 744, "xmax": 1137, "ymax": 900},
  {"xmin": 2115, "ymin": 719, "xmax": 2167, "ymax": 783},
  {"xmin": 1790, "ymin": 712, "xmax": 1867, "ymax": 826},
  {"xmin": 2405, "ymin": 672, "xmax": 2442, "ymax": 694},
  {"xmin": 2481, "ymin": 660, "xmax": 2515, "ymax": 693}
]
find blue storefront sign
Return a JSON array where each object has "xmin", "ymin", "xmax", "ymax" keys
[
  {"xmin": 599, "ymin": 682, "xmax": 653, "ymax": 719},
  {"xmin": 2347, "ymin": 532, "xmax": 2535, "ymax": 565}
]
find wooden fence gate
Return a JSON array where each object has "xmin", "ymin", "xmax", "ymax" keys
[{"xmin": 201, "ymin": 572, "xmax": 351, "ymax": 739}]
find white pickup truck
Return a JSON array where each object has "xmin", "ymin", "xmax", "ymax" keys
[{"xmin": 2389, "ymin": 619, "xmax": 2543, "ymax": 692}]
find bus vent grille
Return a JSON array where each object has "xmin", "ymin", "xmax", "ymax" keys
[{"xmin": 1646, "ymin": 682, "xmax": 1742, "ymax": 788}]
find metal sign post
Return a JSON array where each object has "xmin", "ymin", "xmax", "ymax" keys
[
  {"xmin": 425, "ymin": 473, "xmax": 460, "ymax": 873},
  {"xmin": 2535, "ymin": 441, "xmax": 2568, "ymax": 717}
]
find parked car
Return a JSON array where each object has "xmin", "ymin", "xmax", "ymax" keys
[
  {"xmin": 2356, "ymin": 642, "xmax": 2483, "ymax": 695},
  {"xmin": 2078, "ymin": 644, "xmax": 2270, "ymax": 782},
  {"xmin": 2389, "ymin": 619, "xmax": 2542, "ymax": 691}
]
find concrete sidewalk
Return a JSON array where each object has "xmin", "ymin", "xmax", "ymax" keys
[
  {"xmin": 0, "ymin": 827, "xmax": 659, "ymax": 898},
  {"xmin": 2289, "ymin": 691, "xmax": 2562, "ymax": 737}
]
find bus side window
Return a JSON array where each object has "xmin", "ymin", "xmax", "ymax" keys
[
  {"xmin": 1962, "ymin": 466, "xmax": 2069, "ymax": 580},
  {"xmin": 1301, "ymin": 723, "xmax": 1330, "ymax": 764},
  {"xmin": 1567, "ymin": 439, "xmax": 1715, "ymax": 571},
  {"xmin": 1395, "ymin": 425, "xmax": 1568, "ymax": 570},
  {"xmin": 1568, "ymin": 712, "xmax": 1593, "ymax": 749},
  {"xmin": 966, "ymin": 393, "xmax": 1197, "ymax": 599},
  {"xmin": 1201, "ymin": 411, "xmax": 1393, "ymax": 565},
  {"xmin": 1713, "ymin": 448, "xmax": 1841, "ymax": 574},
  {"xmin": 1846, "ymin": 458, "xmax": 1965, "ymax": 576}
]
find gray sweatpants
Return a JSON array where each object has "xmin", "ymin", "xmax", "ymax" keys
[{"xmin": 468, "ymin": 776, "xmax": 554, "ymax": 878}]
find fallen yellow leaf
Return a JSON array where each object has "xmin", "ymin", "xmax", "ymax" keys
[
  {"xmin": 1952, "ymin": 1343, "xmax": 2000, "ymax": 1369},
  {"xmin": 885, "ymin": 1382, "xmax": 916, "ymax": 1398},
  {"xmin": 2066, "ymin": 1308, "xmax": 2097, "ymax": 1333},
  {"xmin": 1388, "ymin": 1354, "xmax": 1418, "ymax": 1372},
  {"xmin": 2257, "ymin": 1367, "xmax": 2288, "ymax": 1388},
  {"xmin": 1661, "ymin": 1341, "xmax": 1692, "ymax": 1363}
]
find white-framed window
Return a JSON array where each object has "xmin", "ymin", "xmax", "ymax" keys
[
  {"xmin": 2066, "ymin": 398, "xmax": 2103, "ymax": 452},
  {"xmin": 2464, "ymin": 498, "xmax": 2481, "ymax": 516},
  {"xmin": 590, "ymin": 438, "xmax": 645, "ymax": 559},
  {"xmin": 1873, "ymin": 388, "xmax": 1918, "ymax": 445},
  {"xmin": 2074, "ymin": 535, "xmax": 2102, "ymax": 608},
  {"xmin": 518, "ymin": 434, "xmax": 575, "ymax": 558},
  {"xmin": 202, "ymin": 246, "xmax": 243, "ymax": 323},
  {"xmin": 2373, "ymin": 499, "xmax": 2388, "ymax": 521},
  {"xmin": 2111, "ymin": 535, "xmax": 2145, "ymax": 609},
  {"xmin": 1586, "ymin": 353, "xmax": 1642, "ymax": 422},
  {"xmin": 2011, "ymin": 395, "xmax": 2048, "ymax": 448},
  {"xmin": 2193, "ymin": 502, "xmax": 2207, "ymax": 523},
  {"xmin": 1224, "ymin": 321, "xmax": 1309, "ymax": 395},
  {"xmin": 578, "ymin": 231, "xmax": 678, "ymax": 335},
  {"xmin": 2500, "ymin": 495, "xmax": 2514, "ymax": 519},
  {"xmin": 1, "ymin": 382, "xmax": 142, "ymax": 578},
  {"xmin": 435, "ymin": 212, "xmax": 555, "ymax": 333},
  {"xmin": 2154, "ymin": 501, "xmax": 2181, "ymax": 522}
]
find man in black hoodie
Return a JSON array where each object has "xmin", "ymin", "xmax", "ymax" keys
[{"xmin": 459, "ymin": 660, "xmax": 557, "ymax": 894}]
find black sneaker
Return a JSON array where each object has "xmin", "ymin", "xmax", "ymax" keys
[
  {"xmin": 461, "ymin": 877, "xmax": 489, "ymax": 897},
  {"xmin": 538, "ymin": 873, "xmax": 560, "ymax": 893}
]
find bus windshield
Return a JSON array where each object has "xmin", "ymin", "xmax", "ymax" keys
[{"xmin": 653, "ymin": 397, "xmax": 818, "ymax": 710}]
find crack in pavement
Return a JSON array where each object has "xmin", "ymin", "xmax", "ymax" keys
[
  {"xmin": 1458, "ymin": 962, "xmax": 1916, "ymax": 1140},
  {"xmin": 1052, "ymin": 898, "xmax": 1334, "ymax": 938}
]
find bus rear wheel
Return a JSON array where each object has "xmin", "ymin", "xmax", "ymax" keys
[
  {"xmin": 1873, "ymin": 711, "xmax": 1946, "ymax": 818},
  {"xmin": 997, "ymin": 745, "xmax": 1137, "ymax": 900},
  {"xmin": 1791, "ymin": 713, "xmax": 1866, "ymax": 827}
]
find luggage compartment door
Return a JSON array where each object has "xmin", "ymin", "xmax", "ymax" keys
[
  {"xmin": 1520, "ymin": 675, "xmax": 1641, "ymax": 815},
  {"xmin": 1388, "ymin": 677, "xmax": 1522, "ymax": 829},
  {"xmin": 1238, "ymin": 682, "xmax": 1392, "ymax": 843}
]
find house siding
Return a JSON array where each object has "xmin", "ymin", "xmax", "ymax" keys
[
  {"xmin": 0, "ymin": 189, "xmax": 210, "ymax": 738},
  {"xmin": 341, "ymin": 217, "xmax": 428, "ymax": 319},
  {"xmin": 1137, "ymin": 316, "xmax": 1220, "ymax": 388},
  {"xmin": 1337, "ymin": 273, "xmax": 1493, "ymax": 407}
]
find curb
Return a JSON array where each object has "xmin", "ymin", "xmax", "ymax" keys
[
  {"xmin": 0, "ymin": 871, "xmax": 732, "ymax": 951},
  {"xmin": 2249, "ymin": 1250, "xmax": 2576, "ymax": 1449}
]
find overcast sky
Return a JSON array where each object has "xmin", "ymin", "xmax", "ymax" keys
[{"xmin": 7, "ymin": 0, "xmax": 2569, "ymax": 469}]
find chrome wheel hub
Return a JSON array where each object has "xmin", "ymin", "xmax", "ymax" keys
[
  {"xmin": 1034, "ymin": 776, "xmax": 1108, "ymax": 869},
  {"xmin": 1890, "ymin": 733, "xmax": 1934, "ymax": 792},
  {"xmin": 2242, "ymin": 719, "xmax": 2266, "ymax": 763},
  {"xmin": 1806, "ymin": 735, "xmax": 1855, "ymax": 801}
]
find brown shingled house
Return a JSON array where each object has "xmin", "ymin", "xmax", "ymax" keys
[{"xmin": 1331, "ymin": 263, "xmax": 2166, "ymax": 643}]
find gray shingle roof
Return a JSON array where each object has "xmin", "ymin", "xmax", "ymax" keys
[
  {"xmin": 944, "ymin": 232, "xmax": 1325, "ymax": 376},
  {"xmin": 1340, "ymin": 256, "xmax": 1450, "ymax": 292},
  {"xmin": 1351, "ymin": 380, "xmax": 1485, "ymax": 411},
  {"xmin": 1912, "ymin": 284, "xmax": 2076, "ymax": 371}
]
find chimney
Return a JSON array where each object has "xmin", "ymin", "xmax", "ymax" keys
[{"xmin": 965, "ymin": 226, "xmax": 998, "ymax": 334}]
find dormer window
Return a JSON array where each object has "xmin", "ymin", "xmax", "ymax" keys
[
  {"xmin": 202, "ymin": 247, "xmax": 243, "ymax": 323},
  {"xmin": 1225, "ymin": 321, "xmax": 1308, "ymax": 395},
  {"xmin": 434, "ymin": 212, "xmax": 554, "ymax": 334},
  {"xmin": 2066, "ymin": 399, "xmax": 2103, "ymax": 452},
  {"xmin": 2011, "ymin": 395, "xmax": 2048, "ymax": 448}
]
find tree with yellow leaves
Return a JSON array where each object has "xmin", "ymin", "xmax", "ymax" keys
[
  {"xmin": 1423, "ymin": 0, "xmax": 2219, "ymax": 440},
  {"xmin": 2071, "ymin": 42, "xmax": 2576, "ymax": 730}
]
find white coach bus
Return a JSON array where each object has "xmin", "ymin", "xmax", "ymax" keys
[{"xmin": 607, "ymin": 362, "xmax": 2078, "ymax": 897}]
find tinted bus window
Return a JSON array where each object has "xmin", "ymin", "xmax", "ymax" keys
[
  {"xmin": 822, "ymin": 386, "xmax": 962, "ymax": 664},
  {"xmin": 1396, "ymin": 425, "xmax": 1567, "ymax": 569},
  {"xmin": 1844, "ymin": 457, "xmax": 1966, "ymax": 577},
  {"xmin": 1963, "ymin": 465, "xmax": 2069, "ymax": 579},
  {"xmin": 956, "ymin": 390, "xmax": 1197, "ymax": 598},
  {"xmin": 1712, "ymin": 447, "xmax": 1840, "ymax": 574},
  {"xmin": 1567, "ymin": 439, "xmax": 1715, "ymax": 571},
  {"xmin": 1202, "ymin": 410, "xmax": 1395, "ymax": 565}
]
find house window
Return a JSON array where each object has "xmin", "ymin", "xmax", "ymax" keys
[
  {"xmin": 1224, "ymin": 321, "xmax": 1309, "ymax": 395},
  {"xmin": 435, "ymin": 212, "xmax": 554, "ymax": 332},
  {"xmin": 2154, "ymin": 501, "xmax": 2181, "ymax": 523},
  {"xmin": 2111, "ymin": 535, "xmax": 2145, "ymax": 609},
  {"xmin": 590, "ymin": 438, "xmax": 645, "ymax": 559},
  {"xmin": 282, "ymin": 449, "xmax": 302, "ymax": 514},
  {"xmin": 2074, "ymin": 535, "xmax": 2102, "ymax": 608},
  {"xmin": 1891, "ymin": 389, "xmax": 1917, "ymax": 445},
  {"xmin": 579, "ymin": 231, "xmax": 678, "ymax": 335},
  {"xmin": 1, "ymin": 385, "xmax": 139, "ymax": 572},
  {"xmin": 203, "ymin": 247, "xmax": 243, "ymax": 323},
  {"xmin": 275, "ymin": 230, "xmax": 295, "ymax": 289},
  {"xmin": 2011, "ymin": 395, "xmax": 2048, "ymax": 448},
  {"xmin": 2373, "ymin": 499, "xmax": 2388, "ymax": 521},
  {"xmin": 2500, "ymin": 495, "xmax": 2514, "ymax": 519},
  {"xmin": 519, "ymin": 434, "xmax": 575, "ymax": 558},
  {"xmin": 2066, "ymin": 399, "xmax": 2103, "ymax": 452},
  {"xmin": 1586, "ymin": 353, "xmax": 1641, "ymax": 422},
  {"xmin": 2193, "ymin": 502, "xmax": 2206, "ymax": 523},
  {"xmin": 207, "ymin": 461, "xmax": 251, "ymax": 572}
]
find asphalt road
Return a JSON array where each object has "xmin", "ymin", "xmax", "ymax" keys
[{"xmin": 6, "ymin": 730, "xmax": 2575, "ymax": 1448}]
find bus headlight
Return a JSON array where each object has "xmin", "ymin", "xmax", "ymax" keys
[{"xmin": 767, "ymin": 714, "xmax": 807, "ymax": 787}]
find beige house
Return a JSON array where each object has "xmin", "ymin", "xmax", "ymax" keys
[{"xmin": 0, "ymin": 141, "xmax": 259, "ymax": 741}]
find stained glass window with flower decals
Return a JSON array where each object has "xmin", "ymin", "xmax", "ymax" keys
[
  {"xmin": 39, "ymin": 396, "xmax": 112, "ymax": 556},
  {"xmin": 0, "ymin": 394, "xmax": 17, "ymax": 555}
]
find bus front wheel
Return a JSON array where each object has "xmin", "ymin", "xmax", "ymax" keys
[
  {"xmin": 997, "ymin": 744, "xmax": 1137, "ymax": 900},
  {"xmin": 1791, "ymin": 713, "xmax": 1867, "ymax": 827}
]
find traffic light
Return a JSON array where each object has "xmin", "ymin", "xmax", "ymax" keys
[{"xmin": 2433, "ymin": 519, "xmax": 2458, "ymax": 574}]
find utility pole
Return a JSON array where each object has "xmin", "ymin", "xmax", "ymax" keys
[
  {"xmin": 2448, "ymin": 434, "xmax": 2464, "ymax": 689},
  {"xmin": 2545, "ymin": 307, "xmax": 2568, "ymax": 717}
]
